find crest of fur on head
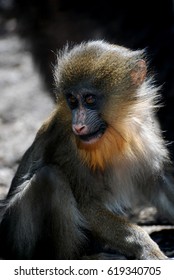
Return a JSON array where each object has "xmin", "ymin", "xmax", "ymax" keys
[{"xmin": 54, "ymin": 40, "xmax": 169, "ymax": 171}]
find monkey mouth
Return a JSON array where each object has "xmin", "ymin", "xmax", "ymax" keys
[{"xmin": 79, "ymin": 128, "xmax": 106, "ymax": 144}]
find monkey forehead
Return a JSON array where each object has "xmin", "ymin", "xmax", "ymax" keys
[{"xmin": 54, "ymin": 40, "xmax": 144, "ymax": 91}]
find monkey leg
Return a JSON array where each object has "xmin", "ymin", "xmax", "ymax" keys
[
  {"xmin": 0, "ymin": 166, "xmax": 86, "ymax": 259},
  {"xmin": 82, "ymin": 204, "xmax": 167, "ymax": 260}
]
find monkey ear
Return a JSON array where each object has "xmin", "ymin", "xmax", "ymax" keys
[{"xmin": 130, "ymin": 59, "xmax": 147, "ymax": 86}]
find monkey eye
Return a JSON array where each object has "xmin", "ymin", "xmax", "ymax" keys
[
  {"xmin": 85, "ymin": 95, "xmax": 96, "ymax": 105},
  {"xmin": 66, "ymin": 94, "xmax": 78, "ymax": 108}
]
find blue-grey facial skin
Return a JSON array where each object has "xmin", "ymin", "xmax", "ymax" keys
[{"xmin": 65, "ymin": 90, "xmax": 107, "ymax": 142}]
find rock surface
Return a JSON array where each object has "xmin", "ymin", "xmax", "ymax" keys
[{"xmin": 0, "ymin": 24, "xmax": 54, "ymax": 198}]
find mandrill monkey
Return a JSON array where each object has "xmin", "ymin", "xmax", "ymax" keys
[{"xmin": 0, "ymin": 40, "xmax": 174, "ymax": 260}]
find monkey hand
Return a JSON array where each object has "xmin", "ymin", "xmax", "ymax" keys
[{"xmin": 137, "ymin": 239, "xmax": 168, "ymax": 260}]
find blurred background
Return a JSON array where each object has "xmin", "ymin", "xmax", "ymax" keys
[{"xmin": 0, "ymin": 0, "xmax": 174, "ymax": 257}]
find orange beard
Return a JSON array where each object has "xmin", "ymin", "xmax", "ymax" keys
[{"xmin": 76, "ymin": 126, "xmax": 127, "ymax": 171}]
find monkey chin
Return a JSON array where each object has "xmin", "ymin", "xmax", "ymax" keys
[
  {"xmin": 76, "ymin": 126, "xmax": 127, "ymax": 171},
  {"xmin": 79, "ymin": 132, "xmax": 104, "ymax": 146}
]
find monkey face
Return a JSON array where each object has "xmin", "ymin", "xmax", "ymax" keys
[{"xmin": 65, "ymin": 89, "xmax": 107, "ymax": 145}]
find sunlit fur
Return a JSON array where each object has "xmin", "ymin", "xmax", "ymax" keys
[
  {"xmin": 75, "ymin": 80, "xmax": 168, "ymax": 172},
  {"xmin": 54, "ymin": 40, "xmax": 169, "ymax": 173}
]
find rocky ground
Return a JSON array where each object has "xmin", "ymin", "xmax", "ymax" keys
[
  {"xmin": 0, "ymin": 20, "xmax": 54, "ymax": 198},
  {"xmin": 0, "ymin": 19, "xmax": 174, "ymax": 259}
]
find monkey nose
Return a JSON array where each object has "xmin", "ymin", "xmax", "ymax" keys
[{"xmin": 72, "ymin": 124, "xmax": 87, "ymax": 135}]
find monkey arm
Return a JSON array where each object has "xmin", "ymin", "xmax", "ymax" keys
[
  {"xmin": 0, "ymin": 166, "xmax": 87, "ymax": 259},
  {"xmin": 82, "ymin": 204, "xmax": 167, "ymax": 260}
]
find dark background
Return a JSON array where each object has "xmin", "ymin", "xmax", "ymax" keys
[{"xmin": 1, "ymin": 0, "xmax": 174, "ymax": 158}]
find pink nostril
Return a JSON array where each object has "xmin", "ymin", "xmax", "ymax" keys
[{"xmin": 73, "ymin": 124, "xmax": 86, "ymax": 135}]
